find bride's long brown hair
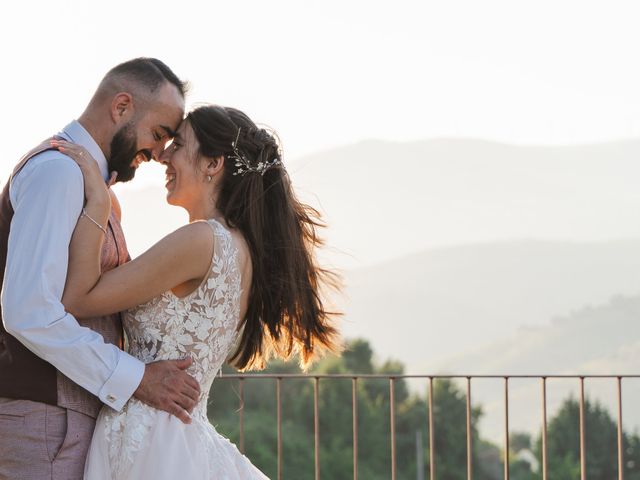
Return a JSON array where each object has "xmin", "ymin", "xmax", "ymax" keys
[{"xmin": 187, "ymin": 105, "xmax": 341, "ymax": 370}]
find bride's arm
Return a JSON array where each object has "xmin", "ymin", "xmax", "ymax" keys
[{"xmin": 55, "ymin": 140, "xmax": 213, "ymax": 318}]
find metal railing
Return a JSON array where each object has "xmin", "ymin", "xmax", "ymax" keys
[{"xmin": 217, "ymin": 373, "xmax": 638, "ymax": 480}]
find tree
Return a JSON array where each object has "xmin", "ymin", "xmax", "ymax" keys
[{"xmin": 535, "ymin": 396, "xmax": 640, "ymax": 479}]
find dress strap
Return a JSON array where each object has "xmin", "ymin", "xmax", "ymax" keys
[{"xmin": 202, "ymin": 218, "xmax": 241, "ymax": 290}]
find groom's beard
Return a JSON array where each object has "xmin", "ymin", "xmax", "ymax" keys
[{"xmin": 108, "ymin": 123, "xmax": 146, "ymax": 183}]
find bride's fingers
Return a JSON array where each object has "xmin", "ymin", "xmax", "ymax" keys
[
  {"xmin": 50, "ymin": 140, "xmax": 89, "ymax": 162},
  {"xmin": 51, "ymin": 142, "xmax": 80, "ymax": 159},
  {"xmin": 50, "ymin": 139, "xmax": 68, "ymax": 153},
  {"xmin": 50, "ymin": 139, "xmax": 73, "ymax": 149}
]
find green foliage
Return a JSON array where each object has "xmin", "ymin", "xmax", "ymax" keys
[{"xmin": 535, "ymin": 395, "xmax": 640, "ymax": 479}]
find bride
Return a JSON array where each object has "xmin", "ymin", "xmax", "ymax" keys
[{"xmin": 53, "ymin": 105, "xmax": 340, "ymax": 479}]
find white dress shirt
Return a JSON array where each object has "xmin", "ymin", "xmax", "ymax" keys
[{"xmin": 1, "ymin": 120, "xmax": 144, "ymax": 411}]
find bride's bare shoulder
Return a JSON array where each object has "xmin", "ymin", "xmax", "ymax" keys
[
  {"xmin": 172, "ymin": 221, "xmax": 215, "ymax": 242},
  {"xmin": 152, "ymin": 221, "xmax": 216, "ymax": 259}
]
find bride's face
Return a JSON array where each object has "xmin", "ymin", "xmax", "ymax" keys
[{"xmin": 159, "ymin": 121, "xmax": 206, "ymax": 209}]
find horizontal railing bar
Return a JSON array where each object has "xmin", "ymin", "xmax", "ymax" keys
[{"xmin": 217, "ymin": 373, "xmax": 640, "ymax": 379}]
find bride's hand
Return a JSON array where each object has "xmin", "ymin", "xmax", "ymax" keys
[{"xmin": 50, "ymin": 139, "xmax": 113, "ymax": 208}]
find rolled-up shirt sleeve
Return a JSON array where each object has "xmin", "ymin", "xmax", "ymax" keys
[{"xmin": 1, "ymin": 153, "xmax": 144, "ymax": 411}]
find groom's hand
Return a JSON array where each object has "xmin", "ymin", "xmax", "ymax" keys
[{"xmin": 133, "ymin": 357, "xmax": 201, "ymax": 424}]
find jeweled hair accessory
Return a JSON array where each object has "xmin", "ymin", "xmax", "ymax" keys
[{"xmin": 231, "ymin": 127, "xmax": 283, "ymax": 176}]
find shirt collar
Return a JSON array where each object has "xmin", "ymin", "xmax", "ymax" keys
[{"xmin": 58, "ymin": 120, "xmax": 109, "ymax": 181}]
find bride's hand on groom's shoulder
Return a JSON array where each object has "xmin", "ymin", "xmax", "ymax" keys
[{"xmin": 50, "ymin": 139, "xmax": 111, "ymax": 208}]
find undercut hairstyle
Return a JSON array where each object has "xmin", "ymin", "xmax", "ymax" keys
[{"xmin": 98, "ymin": 57, "xmax": 188, "ymax": 100}]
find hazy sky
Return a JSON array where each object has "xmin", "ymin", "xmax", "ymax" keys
[{"xmin": 4, "ymin": 0, "xmax": 640, "ymax": 190}]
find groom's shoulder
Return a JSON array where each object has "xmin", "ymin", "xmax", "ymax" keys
[
  {"xmin": 10, "ymin": 149, "xmax": 83, "ymax": 203},
  {"xmin": 15, "ymin": 148, "xmax": 82, "ymax": 184}
]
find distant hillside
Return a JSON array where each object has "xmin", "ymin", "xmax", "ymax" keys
[
  {"xmin": 341, "ymin": 239, "xmax": 640, "ymax": 372},
  {"xmin": 433, "ymin": 293, "xmax": 640, "ymax": 375},
  {"xmin": 430, "ymin": 294, "xmax": 640, "ymax": 442},
  {"xmin": 287, "ymin": 138, "xmax": 640, "ymax": 268}
]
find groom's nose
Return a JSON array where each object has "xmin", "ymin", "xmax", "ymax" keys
[
  {"xmin": 156, "ymin": 148, "xmax": 169, "ymax": 165},
  {"xmin": 149, "ymin": 145, "xmax": 165, "ymax": 162}
]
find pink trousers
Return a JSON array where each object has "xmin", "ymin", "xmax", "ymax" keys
[{"xmin": 0, "ymin": 397, "xmax": 95, "ymax": 480}]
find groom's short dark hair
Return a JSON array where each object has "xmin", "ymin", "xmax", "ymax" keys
[{"xmin": 104, "ymin": 57, "xmax": 188, "ymax": 97}]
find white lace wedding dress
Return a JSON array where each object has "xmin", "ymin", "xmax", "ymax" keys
[{"xmin": 84, "ymin": 219, "xmax": 269, "ymax": 479}]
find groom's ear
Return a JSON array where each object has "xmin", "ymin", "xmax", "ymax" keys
[{"xmin": 110, "ymin": 92, "xmax": 134, "ymax": 123}]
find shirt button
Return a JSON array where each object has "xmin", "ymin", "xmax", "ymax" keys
[{"xmin": 106, "ymin": 394, "xmax": 116, "ymax": 403}]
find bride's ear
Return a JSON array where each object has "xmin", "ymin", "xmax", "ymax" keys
[{"xmin": 205, "ymin": 155, "xmax": 225, "ymax": 178}]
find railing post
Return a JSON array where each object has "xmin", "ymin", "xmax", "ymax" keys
[
  {"xmin": 239, "ymin": 377, "xmax": 245, "ymax": 454},
  {"xmin": 467, "ymin": 377, "xmax": 473, "ymax": 480},
  {"xmin": 352, "ymin": 377, "xmax": 358, "ymax": 480},
  {"xmin": 390, "ymin": 377, "xmax": 397, "ymax": 480},
  {"xmin": 277, "ymin": 377, "xmax": 282, "ymax": 480},
  {"xmin": 428, "ymin": 377, "xmax": 435, "ymax": 480},
  {"xmin": 617, "ymin": 377, "xmax": 624, "ymax": 480},
  {"xmin": 579, "ymin": 377, "xmax": 586, "ymax": 480},
  {"xmin": 314, "ymin": 377, "xmax": 320, "ymax": 480},
  {"xmin": 504, "ymin": 377, "xmax": 509, "ymax": 480},
  {"xmin": 541, "ymin": 377, "xmax": 548, "ymax": 480}
]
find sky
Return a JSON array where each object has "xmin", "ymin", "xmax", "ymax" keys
[{"xmin": 4, "ymin": 0, "xmax": 640, "ymax": 190}]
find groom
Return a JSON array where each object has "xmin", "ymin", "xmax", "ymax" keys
[{"xmin": 0, "ymin": 58, "xmax": 200, "ymax": 479}]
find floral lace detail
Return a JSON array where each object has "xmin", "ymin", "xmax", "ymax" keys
[
  {"xmin": 105, "ymin": 219, "xmax": 242, "ymax": 475},
  {"xmin": 103, "ymin": 399, "xmax": 156, "ymax": 477}
]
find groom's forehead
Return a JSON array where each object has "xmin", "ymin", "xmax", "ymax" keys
[
  {"xmin": 142, "ymin": 102, "xmax": 183, "ymax": 130},
  {"xmin": 143, "ymin": 84, "xmax": 185, "ymax": 124}
]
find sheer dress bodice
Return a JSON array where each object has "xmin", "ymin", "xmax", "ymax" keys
[{"xmin": 123, "ymin": 218, "xmax": 241, "ymax": 416}]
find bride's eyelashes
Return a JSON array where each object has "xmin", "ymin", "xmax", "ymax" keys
[{"xmin": 165, "ymin": 140, "xmax": 182, "ymax": 153}]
